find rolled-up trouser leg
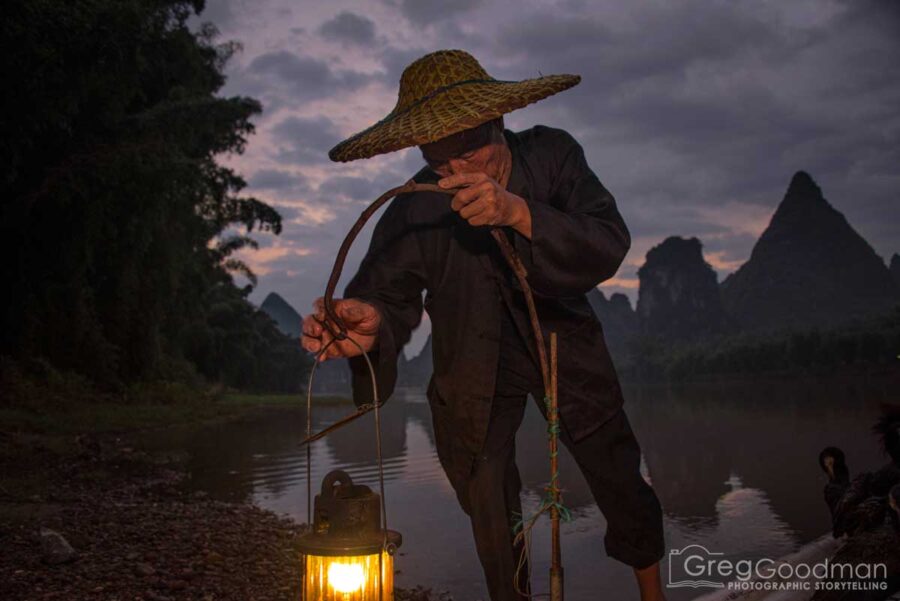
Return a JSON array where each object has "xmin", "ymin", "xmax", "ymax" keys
[
  {"xmin": 448, "ymin": 393, "xmax": 532, "ymax": 601},
  {"xmin": 555, "ymin": 405, "xmax": 666, "ymax": 569}
]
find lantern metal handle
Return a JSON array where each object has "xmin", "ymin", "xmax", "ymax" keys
[{"xmin": 321, "ymin": 470, "xmax": 353, "ymax": 497}]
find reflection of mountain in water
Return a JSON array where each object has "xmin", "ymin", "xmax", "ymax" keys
[
  {"xmin": 626, "ymin": 379, "xmax": 892, "ymax": 542},
  {"xmin": 670, "ymin": 475, "xmax": 797, "ymax": 559},
  {"xmin": 156, "ymin": 385, "xmax": 900, "ymax": 600},
  {"xmin": 324, "ymin": 399, "xmax": 409, "ymax": 465},
  {"xmin": 627, "ymin": 387, "xmax": 732, "ymax": 521},
  {"xmin": 513, "ymin": 398, "xmax": 600, "ymax": 511},
  {"xmin": 158, "ymin": 376, "xmax": 894, "ymax": 601},
  {"xmin": 165, "ymin": 378, "xmax": 894, "ymax": 545}
]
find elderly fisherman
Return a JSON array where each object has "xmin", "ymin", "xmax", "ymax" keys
[{"xmin": 302, "ymin": 49, "xmax": 667, "ymax": 601}]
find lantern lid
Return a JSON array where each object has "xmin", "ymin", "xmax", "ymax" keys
[
  {"xmin": 298, "ymin": 470, "xmax": 403, "ymax": 556},
  {"xmin": 296, "ymin": 528, "xmax": 402, "ymax": 556}
]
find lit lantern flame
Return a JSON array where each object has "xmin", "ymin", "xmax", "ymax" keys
[
  {"xmin": 328, "ymin": 561, "xmax": 365, "ymax": 593},
  {"xmin": 304, "ymin": 552, "xmax": 395, "ymax": 600},
  {"xmin": 297, "ymin": 471, "xmax": 401, "ymax": 600}
]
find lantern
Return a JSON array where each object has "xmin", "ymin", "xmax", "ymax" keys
[{"xmin": 298, "ymin": 470, "xmax": 402, "ymax": 601}]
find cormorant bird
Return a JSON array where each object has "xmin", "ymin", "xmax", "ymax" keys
[
  {"xmin": 874, "ymin": 403, "xmax": 900, "ymax": 487},
  {"xmin": 819, "ymin": 404, "xmax": 900, "ymax": 537},
  {"xmin": 812, "ymin": 405, "xmax": 900, "ymax": 600},
  {"xmin": 811, "ymin": 484, "xmax": 900, "ymax": 601}
]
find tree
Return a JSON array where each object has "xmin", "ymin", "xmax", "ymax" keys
[{"xmin": 1, "ymin": 0, "xmax": 310, "ymax": 393}]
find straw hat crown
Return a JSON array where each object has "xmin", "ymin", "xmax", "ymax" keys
[
  {"xmin": 328, "ymin": 50, "xmax": 580, "ymax": 162},
  {"xmin": 394, "ymin": 50, "xmax": 492, "ymax": 110}
]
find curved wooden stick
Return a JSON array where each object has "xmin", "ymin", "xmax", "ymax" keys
[
  {"xmin": 303, "ymin": 180, "xmax": 552, "ymax": 444},
  {"xmin": 318, "ymin": 179, "xmax": 419, "ymax": 341}
]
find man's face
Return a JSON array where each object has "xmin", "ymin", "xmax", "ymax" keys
[{"xmin": 420, "ymin": 120, "xmax": 508, "ymax": 181}]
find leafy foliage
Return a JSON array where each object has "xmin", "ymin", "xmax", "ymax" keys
[{"xmin": 1, "ymin": 0, "xmax": 310, "ymax": 394}]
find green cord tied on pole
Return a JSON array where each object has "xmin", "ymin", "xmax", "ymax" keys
[
  {"xmin": 510, "ymin": 394, "xmax": 573, "ymax": 536},
  {"xmin": 511, "ymin": 497, "xmax": 574, "ymax": 536},
  {"xmin": 542, "ymin": 394, "xmax": 569, "ymax": 520}
]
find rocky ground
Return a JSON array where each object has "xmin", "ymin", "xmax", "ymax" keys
[{"xmin": 0, "ymin": 431, "xmax": 449, "ymax": 601}]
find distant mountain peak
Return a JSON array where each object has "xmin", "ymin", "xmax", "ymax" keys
[
  {"xmin": 642, "ymin": 236, "xmax": 705, "ymax": 268},
  {"xmin": 608, "ymin": 292, "xmax": 634, "ymax": 313},
  {"xmin": 637, "ymin": 236, "xmax": 726, "ymax": 342},
  {"xmin": 721, "ymin": 172, "xmax": 897, "ymax": 331},
  {"xmin": 261, "ymin": 291, "xmax": 292, "ymax": 311},
  {"xmin": 785, "ymin": 170, "xmax": 822, "ymax": 200},
  {"xmin": 767, "ymin": 171, "xmax": 833, "ymax": 230},
  {"xmin": 260, "ymin": 292, "xmax": 302, "ymax": 337},
  {"xmin": 586, "ymin": 288, "xmax": 637, "ymax": 361}
]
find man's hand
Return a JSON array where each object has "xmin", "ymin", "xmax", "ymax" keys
[
  {"xmin": 438, "ymin": 172, "xmax": 532, "ymax": 238},
  {"xmin": 301, "ymin": 297, "xmax": 381, "ymax": 361}
]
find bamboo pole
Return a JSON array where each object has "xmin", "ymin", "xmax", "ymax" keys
[{"xmin": 549, "ymin": 332, "xmax": 563, "ymax": 601}]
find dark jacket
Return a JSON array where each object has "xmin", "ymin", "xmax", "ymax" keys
[{"xmin": 343, "ymin": 125, "xmax": 630, "ymax": 478}]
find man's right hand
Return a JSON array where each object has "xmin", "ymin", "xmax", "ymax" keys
[{"xmin": 301, "ymin": 297, "xmax": 381, "ymax": 361}]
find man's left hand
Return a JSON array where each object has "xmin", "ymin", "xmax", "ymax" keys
[{"xmin": 439, "ymin": 172, "xmax": 527, "ymax": 229}]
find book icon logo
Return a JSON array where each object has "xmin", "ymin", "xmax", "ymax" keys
[{"xmin": 668, "ymin": 544, "xmax": 726, "ymax": 589}]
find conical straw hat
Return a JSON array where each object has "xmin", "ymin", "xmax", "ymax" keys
[{"xmin": 328, "ymin": 49, "xmax": 580, "ymax": 162}]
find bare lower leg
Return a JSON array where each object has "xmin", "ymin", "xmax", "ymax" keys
[{"xmin": 634, "ymin": 561, "xmax": 667, "ymax": 601}]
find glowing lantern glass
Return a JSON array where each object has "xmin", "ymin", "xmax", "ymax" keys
[{"xmin": 298, "ymin": 470, "xmax": 402, "ymax": 601}]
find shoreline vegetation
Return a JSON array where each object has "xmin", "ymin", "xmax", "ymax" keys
[{"xmin": 615, "ymin": 306, "xmax": 900, "ymax": 383}]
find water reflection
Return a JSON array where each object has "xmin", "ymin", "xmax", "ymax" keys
[{"xmin": 147, "ymin": 376, "xmax": 896, "ymax": 600}]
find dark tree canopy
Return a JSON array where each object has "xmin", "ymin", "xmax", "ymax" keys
[{"xmin": 1, "ymin": 0, "xmax": 309, "ymax": 393}]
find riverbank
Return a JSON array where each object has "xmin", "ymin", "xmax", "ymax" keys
[{"xmin": 0, "ymin": 393, "xmax": 447, "ymax": 601}]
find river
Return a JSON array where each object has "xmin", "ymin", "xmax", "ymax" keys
[{"xmin": 148, "ymin": 375, "xmax": 897, "ymax": 600}]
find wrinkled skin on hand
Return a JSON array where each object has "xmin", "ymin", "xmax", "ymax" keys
[
  {"xmin": 439, "ymin": 171, "xmax": 528, "ymax": 231},
  {"xmin": 301, "ymin": 297, "xmax": 381, "ymax": 361}
]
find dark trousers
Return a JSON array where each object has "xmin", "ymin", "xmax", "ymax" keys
[{"xmin": 436, "ymin": 310, "xmax": 666, "ymax": 601}]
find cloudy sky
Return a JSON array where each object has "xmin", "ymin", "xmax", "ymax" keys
[{"xmin": 193, "ymin": 0, "xmax": 899, "ymax": 357}]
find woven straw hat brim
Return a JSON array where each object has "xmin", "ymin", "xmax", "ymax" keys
[{"xmin": 328, "ymin": 74, "xmax": 580, "ymax": 162}]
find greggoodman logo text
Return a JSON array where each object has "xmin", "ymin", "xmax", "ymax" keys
[{"xmin": 667, "ymin": 544, "xmax": 889, "ymax": 593}]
